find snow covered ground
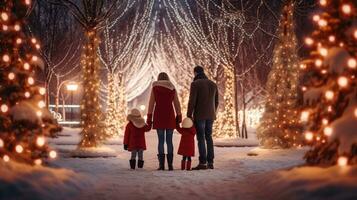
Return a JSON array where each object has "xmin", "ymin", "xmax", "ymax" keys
[{"xmin": 2, "ymin": 128, "xmax": 357, "ymax": 200}]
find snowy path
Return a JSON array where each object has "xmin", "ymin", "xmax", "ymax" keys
[{"xmin": 51, "ymin": 131, "xmax": 306, "ymax": 200}]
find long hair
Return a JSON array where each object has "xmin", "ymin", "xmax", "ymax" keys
[{"xmin": 157, "ymin": 72, "xmax": 170, "ymax": 81}]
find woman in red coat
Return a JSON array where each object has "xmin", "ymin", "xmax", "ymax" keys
[
  {"xmin": 147, "ymin": 72, "xmax": 182, "ymax": 170},
  {"xmin": 177, "ymin": 117, "xmax": 196, "ymax": 170},
  {"xmin": 124, "ymin": 108, "xmax": 151, "ymax": 170}
]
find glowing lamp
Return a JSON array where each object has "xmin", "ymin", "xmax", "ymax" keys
[
  {"xmin": 304, "ymin": 37, "xmax": 314, "ymax": 46},
  {"xmin": 300, "ymin": 111, "xmax": 310, "ymax": 122},
  {"xmin": 15, "ymin": 145, "xmax": 23, "ymax": 153},
  {"xmin": 347, "ymin": 58, "xmax": 356, "ymax": 69},
  {"xmin": 304, "ymin": 132, "xmax": 313, "ymax": 141},
  {"xmin": 337, "ymin": 76, "xmax": 348, "ymax": 87},
  {"xmin": 39, "ymin": 87, "xmax": 46, "ymax": 95},
  {"xmin": 325, "ymin": 90, "xmax": 334, "ymax": 100},
  {"xmin": 341, "ymin": 4, "xmax": 352, "ymax": 15},
  {"xmin": 49, "ymin": 150, "xmax": 57, "ymax": 159},
  {"xmin": 2, "ymin": 54, "xmax": 10, "ymax": 62},
  {"xmin": 34, "ymin": 159, "xmax": 42, "ymax": 165},
  {"xmin": 3, "ymin": 155, "xmax": 10, "ymax": 162},
  {"xmin": 0, "ymin": 139, "xmax": 3, "ymax": 148},
  {"xmin": 323, "ymin": 126, "xmax": 333, "ymax": 136},
  {"xmin": 66, "ymin": 82, "xmax": 78, "ymax": 91},
  {"xmin": 337, "ymin": 156, "xmax": 348, "ymax": 167},
  {"xmin": 1, "ymin": 12, "xmax": 9, "ymax": 21},
  {"xmin": 8, "ymin": 72, "xmax": 15, "ymax": 80},
  {"xmin": 1, "ymin": 104, "xmax": 8, "ymax": 113},
  {"xmin": 36, "ymin": 136, "xmax": 45, "ymax": 147}
]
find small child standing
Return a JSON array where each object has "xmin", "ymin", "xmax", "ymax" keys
[
  {"xmin": 123, "ymin": 108, "xmax": 151, "ymax": 170},
  {"xmin": 176, "ymin": 117, "xmax": 196, "ymax": 170}
]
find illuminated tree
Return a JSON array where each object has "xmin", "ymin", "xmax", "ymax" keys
[
  {"xmin": 301, "ymin": 0, "xmax": 357, "ymax": 165},
  {"xmin": 0, "ymin": 0, "xmax": 59, "ymax": 164},
  {"xmin": 257, "ymin": 2, "xmax": 302, "ymax": 148}
]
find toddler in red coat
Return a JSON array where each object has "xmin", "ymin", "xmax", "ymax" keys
[
  {"xmin": 124, "ymin": 109, "xmax": 152, "ymax": 170},
  {"xmin": 176, "ymin": 117, "xmax": 196, "ymax": 170}
]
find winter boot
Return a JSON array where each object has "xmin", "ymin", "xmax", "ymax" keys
[
  {"xmin": 129, "ymin": 159, "xmax": 136, "ymax": 170},
  {"xmin": 138, "ymin": 160, "xmax": 144, "ymax": 169},
  {"xmin": 181, "ymin": 160, "xmax": 186, "ymax": 170},
  {"xmin": 167, "ymin": 154, "xmax": 174, "ymax": 171},
  {"xmin": 186, "ymin": 161, "xmax": 192, "ymax": 171},
  {"xmin": 157, "ymin": 154, "xmax": 165, "ymax": 170},
  {"xmin": 207, "ymin": 163, "xmax": 214, "ymax": 169},
  {"xmin": 192, "ymin": 164, "xmax": 207, "ymax": 170}
]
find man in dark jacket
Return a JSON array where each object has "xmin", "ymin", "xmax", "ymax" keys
[{"xmin": 187, "ymin": 66, "xmax": 219, "ymax": 170}]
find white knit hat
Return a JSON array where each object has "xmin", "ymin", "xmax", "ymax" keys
[{"xmin": 181, "ymin": 117, "xmax": 193, "ymax": 128}]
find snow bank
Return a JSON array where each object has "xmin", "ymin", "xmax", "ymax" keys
[
  {"xmin": 215, "ymin": 138, "xmax": 259, "ymax": 147},
  {"xmin": 70, "ymin": 147, "xmax": 118, "ymax": 158},
  {"xmin": 259, "ymin": 165, "xmax": 357, "ymax": 200},
  {"xmin": 0, "ymin": 162, "xmax": 88, "ymax": 200}
]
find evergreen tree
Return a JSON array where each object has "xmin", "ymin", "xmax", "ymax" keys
[
  {"xmin": 0, "ymin": 0, "xmax": 60, "ymax": 164},
  {"xmin": 301, "ymin": 0, "xmax": 357, "ymax": 165},
  {"xmin": 257, "ymin": 2, "xmax": 302, "ymax": 148}
]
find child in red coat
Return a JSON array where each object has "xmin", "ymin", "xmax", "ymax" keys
[
  {"xmin": 124, "ymin": 109, "xmax": 151, "ymax": 170},
  {"xmin": 176, "ymin": 117, "xmax": 196, "ymax": 170}
]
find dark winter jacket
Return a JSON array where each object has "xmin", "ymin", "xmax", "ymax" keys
[
  {"xmin": 187, "ymin": 73, "xmax": 219, "ymax": 120},
  {"xmin": 176, "ymin": 124, "xmax": 196, "ymax": 157},
  {"xmin": 123, "ymin": 122, "xmax": 151, "ymax": 151},
  {"xmin": 147, "ymin": 80, "xmax": 182, "ymax": 129}
]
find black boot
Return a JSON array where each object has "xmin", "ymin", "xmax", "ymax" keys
[
  {"xmin": 129, "ymin": 159, "xmax": 136, "ymax": 170},
  {"xmin": 138, "ymin": 160, "xmax": 144, "ymax": 169},
  {"xmin": 192, "ymin": 164, "xmax": 207, "ymax": 170},
  {"xmin": 167, "ymin": 154, "xmax": 174, "ymax": 171},
  {"xmin": 157, "ymin": 154, "xmax": 165, "ymax": 170}
]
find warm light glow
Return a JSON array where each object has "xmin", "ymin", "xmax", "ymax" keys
[
  {"xmin": 25, "ymin": 0, "xmax": 31, "ymax": 5},
  {"xmin": 24, "ymin": 63, "xmax": 30, "ymax": 70},
  {"xmin": 2, "ymin": 54, "xmax": 10, "ymax": 62},
  {"xmin": 354, "ymin": 108, "xmax": 357, "ymax": 118},
  {"xmin": 318, "ymin": 19, "xmax": 327, "ymax": 27},
  {"xmin": 34, "ymin": 159, "xmax": 42, "ymax": 165},
  {"xmin": 36, "ymin": 111, "xmax": 43, "ymax": 117},
  {"xmin": 1, "ymin": 104, "xmax": 8, "ymax": 113},
  {"xmin": 318, "ymin": 47, "xmax": 328, "ymax": 57},
  {"xmin": 325, "ymin": 90, "xmax": 334, "ymax": 100},
  {"xmin": 312, "ymin": 15, "xmax": 320, "ymax": 22},
  {"xmin": 49, "ymin": 150, "xmax": 57, "ymax": 159},
  {"xmin": 322, "ymin": 118, "xmax": 329, "ymax": 125},
  {"xmin": 323, "ymin": 126, "xmax": 333, "ymax": 136},
  {"xmin": 328, "ymin": 35, "xmax": 335, "ymax": 42},
  {"xmin": 28, "ymin": 77, "xmax": 34, "ymax": 85},
  {"xmin": 341, "ymin": 4, "xmax": 352, "ymax": 15},
  {"xmin": 25, "ymin": 92, "xmax": 31, "ymax": 98},
  {"xmin": 3, "ymin": 155, "xmax": 10, "ymax": 162},
  {"xmin": 140, "ymin": 105, "xmax": 146, "ymax": 111},
  {"xmin": 39, "ymin": 87, "xmax": 46, "ymax": 95},
  {"xmin": 1, "ymin": 12, "xmax": 9, "ymax": 21},
  {"xmin": 16, "ymin": 38, "xmax": 22, "ymax": 44},
  {"xmin": 66, "ymin": 82, "xmax": 79, "ymax": 91},
  {"xmin": 354, "ymin": 30, "xmax": 357, "ymax": 39},
  {"xmin": 15, "ymin": 145, "xmax": 24, "ymax": 153},
  {"xmin": 14, "ymin": 24, "xmax": 21, "ymax": 31},
  {"xmin": 36, "ymin": 136, "xmax": 45, "ymax": 147},
  {"xmin": 8, "ymin": 72, "xmax": 15, "ymax": 80},
  {"xmin": 305, "ymin": 37, "xmax": 314, "ymax": 46},
  {"xmin": 300, "ymin": 111, "xmax": 310, "ymax": 122},
  {"xmin": 38, "ymin": 100, "xmax": 45, "ymax": 108},
  {"xmin": 347, "ymin": 58, "xmax": 356, "ymax": 69},
  {"xmin": 2, "ymin": 25, "xmax": 8, "ymax": 31},
  {"xmin": 300, "ymin": 64, "xmax": 307, "ymax": 69},
  {"xmin": 337, "ymin": 156, "xmax": 348, "ymax": 167},
  {"xmin": 35, "ymin": 44, "xmax": 40, "ymax": 49},
  {"xmin": 31, "ymin": 38, "xmax": 37, "ymax": 44},
  {"xmin": 319, "ymin": 0, "xmax": 327, "ymax": 6},
  {"xmin": 0, "ymin": 139, "xmax": 3, "ymax": 148},
  {"xmin": 32, "ymin": 56, "xmax": 38, "ymax": 61},
  {"xmin": 302, "ymin": 86, "xmax": 307, "ymax": 91},
  {"xmin": 337, "ymin": 76, "xmax": 348, "ymax": 87},
  {"xmin": 304, "ymin": 132, "xmax": 313, "ymax": 141},
  {"xmin": 315, "ymin": 59, "xmax": 323, "ymax": 67}
]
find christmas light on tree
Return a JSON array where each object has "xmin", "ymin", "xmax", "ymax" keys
[
  {"xmin": 0, "ymin": 0, "xmax": 59, "ymax": 164},
  {"xmin": 301, "ymin": 0, "xmax": 357, "ymax": 165},
  {"xmin": 257, "ymin": 1, "xmax": 303, "ymax": 148}
]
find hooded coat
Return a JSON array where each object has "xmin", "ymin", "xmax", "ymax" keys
[
  {"xmin": 176, "ymin": 124, "xmax": 196, "ymax": 157},
  {"xmin": 123, "ymin": 114, "xmax": 151, "ymax": 151}
]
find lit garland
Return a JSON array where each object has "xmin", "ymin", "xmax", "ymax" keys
[
  {"xmin": 0, "ymin": 0, "xmax": 59, "ymax": 164},
  {"xmin": 257, "ymin": 1, "xmax": 303, "ymax": 148},
  {"xmin": 301, "ymin": 0, "xmax": 357, "ymax": 165}
]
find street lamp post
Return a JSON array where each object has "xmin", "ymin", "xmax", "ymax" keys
[{"xmin": 66, "ymin": 82, "xmax": 78, "ymax": 124}]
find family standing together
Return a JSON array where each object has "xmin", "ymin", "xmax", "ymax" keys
[{"xmin": 123, "ymin": 66, "xmax": 219, "ymax": 171}]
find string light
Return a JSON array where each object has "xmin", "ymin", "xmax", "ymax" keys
[
  {"xmin": 8, "ymin": 72, "xmax": 15, "ymax": 80},
  {"xmin": 318, "ymin": 19, "xmax": 327, "ymax": 27},
  {"xmin": 0, "ymin": 12, "xmax": 8, "ymax": 21},
  {"xmin": 354, "ymin": 108, "xmax": 357, "ymax": 117},
  {"xmin": 38, "ymin": 100, "xmax": 45, "ymax": 108},
  {"xmin": 36, "ymin": 136, "xmax": 45, "ymax": 147},
  {"xmin": 323, "ymin": 126, "xmax": 333, "ymax": 136},
  {"xmin": 337, "ymin": 156, "xmax": 348, "ymax": 167},
  {"xmin": 16, "ymin": 38, "xmax": 22, "ymax": 44},
  {"xmin": 328, "ymin": 35, "xmax": 335, "ymax": 42},
  {"xmin": 39, "ymin": 87, "xmax": 46, "ymax": 95},
  {"xmin": 319, "ymin": 0, "xmax": 327, "ymax": 6},
  {"xmin": 325, "ymin": 90, "xmax": 334, "ymax": 100},
  {"xmin": 305, "ymin": 132, "xmax": 313, "ymax": 141},
  {"xmin": 347, "ymin": 58, "xmax": 356, "ymax": 69},
  {"xmin": 2, "ymin": 54, "xmax": 10, "ymax": 62},
  {"xmin": 341, "ymin": 4, "xmax": 352, "ymax": 15},
  {"xmin": 34, "ymin": 159, "xmax": 42, "ymax": 165},
  {"xmin": 15, "ymin": 145, "xmax": 24, "ymax": 153},
  {"xmin": 49, "ymin": 150, "xmax": 57, "ymax": 159},
  {"xmin": 1, "ymin": 104, "xmax": 8, "ymax": 113},
  {"xmin": 23, "ymin": 62, "xmax": 30, "ymax": 70},
  {"xmin": 312, "ymin": 15, "xmax": 320, "ymax": 22},
  {"xmin": 0, "ymin": 139, "xmax": 3, "ymax": 148},
  {"xmin": 3, "ymin": 155, "xmax": 10, "ymax": 162},
  {"xmin": 24, "ymin": 91, "xmax": 31, "ymax": 98},
  {"xmin": 337, "ymin": 76, "xmax": 348, "ymax": 87},
  {"xmin": 315, "ymin": 59, "xmax": 323, "ymax": 67},
  {"xmin": 14, "ymin": 24, "xmax": 20, "ymax": 31},
  {"xmin": 305, "ymin": 37, "xmax": 314, "ymax": 45},
  {"xmin": 28, "ymin": 77, "xmax": 34, "ymax": 85},
  {"xmin": 300, "ymin": 111, "xmax": 310, "ymax": 122}
]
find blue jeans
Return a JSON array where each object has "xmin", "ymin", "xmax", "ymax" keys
[
  {"xmin": 195, "ymin": 120, "xmax": 214, "ymax": 164},
  {"xmin": 157, "ymin": 129, "xmax": 174, "ymax": 155}
]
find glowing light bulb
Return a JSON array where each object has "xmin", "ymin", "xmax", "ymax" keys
[
  {"xmin": 347, "ymin": 58, "xmax": 356, "ymax": 69},
  {"xmin": 8, "ymin": 72, "xmax": 15, "ymax": 80},
  {"xmin": 25, "ymin": 92, "xmax": 31, "ymax": 98},
  {"xmin": 300, "ymin": 64, "xmax": 307, "ymax": 69},
  {"xmin": 39, "ymin": 87, "xmax": 46, "ymax": 95},
  {"xmin": 354, "ymin": 30, "xmax": 357, "ymax": 39},
  {"xmin": 318, "ymin": 19, "xmax": 327, "ymax": 27},
  {"xmin": 3, "ymin": 155, "xmax": 10, "ymax": 162},
  {"xmin": 34, "ymin": 159, "xmax": 42, "ymax": 165},
  {"xmin": 319, "ymin": 0, "xmax": 327, "ymax": 6},
  {"xmin": 28, "ymin": 77, "xmax": 34, "ymax": 85},
  {"xmin": 36, "ymin": 136, "xmax": 45, "ymax": 147},
  {"xmin": 302, "ymin": 86, "xmax": 307, "ymax": 92},
  {"xmin": 2, "ymin": 25, "xmax": 8, "ymax": 31},
  {"xmin": 304, "ymin": 132, "xmax": 313, "ymax": 141},
  {"xmin": 36, "ymin": 111, "xmax": 43, "ymax": 117},
  {"xmin": 315, "ymin": 59, "xmax": 323, "ymax": 67},
  {"xmin": 32, "ymin": 56, "xmax": 38, "ymax": 61},
  {"xmin": 323, "ymin": 126, "xmax": 333, "ymax": 136},
  {"xmin": 337, "ymin": 156, "xmax": 348, "ymax": 167},
  {"xmin": 16, "ymin": 38, "xmax": 22, "ymax": 44},
  {"xmin": 0, "ymin": 139, "xmax": 3, "ymax": 148},
  {"xmin": 354, "ymin": 108, "xmax": 357, "ymax": 118},
  {"xmin": 319, "ymin": 47, "xmax": 328, "ymax": 57},
  {"xmin": 38, "ymin": 100, "xmax": 45, "ymax": 108},
  {"xmin": 325, "ymin": 90, "xmax": 334, "ymax": 100},
  {"xmin": 14, "ymin": 24, "xmax": 21, "ymax": 31},
  {"xmin": 2, "ymin": 54, "xmax": 10, "ymax": 62},
  {"xmin": 140, "ymin": 105, "xmax": 146, "ymax": 111},
  {"xmin": 312, "ymin": 15, "xmax": 320, "ymax": 22},
  {"xmin": 338, "ymin": 76, "xmax": 348, "ymax": 87},
  {"xmin": 300, "ymin": 111, "xmax": 310, "ymax": 122},
  {"xmin": 24, "ymin": 63, "xmax": 30, "ymax": 70},
  {"xmin": 15, "ymin": 145, "xmax": 23, "ymax": 153},
  {"xmin": 1, "ymin": 104, "xmax": 8, "ymax": 113},
  {"xmin": 341, "ymin": 4, "xmax": 352, "ymax": 15},
  {"xmin": 322, "ymin": 118, "xmax": 329, "ymax": 125},
  {"xmin": 1, "ymin": 12, "xmax": 9, "ymax": 21},
  {"xmin": 25, "ymin": 0, "xmax": 31, "ymax": 5},
  {"xmin": 35, "ymin": 44, "xmax": 40, "ymax": 49},
  {"xmin": 328, "ymin": 35, "xmax": 335, "ymax": 42},
  {"xmin": 49, "ymin": 150, "xmax": 57, "ymax": 159},
  {"xmin": 31, "ymin": 38, "xmax": 37, "ymax": 44},
  {"xmin": 305, "ymin": 37, "xmax": 314, "ymax": 46}
]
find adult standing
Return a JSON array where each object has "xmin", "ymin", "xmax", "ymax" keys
[
  {"xmin": 147, "ymin": 72, "xmax": 182, "ymax": 170},
  {"xmin": 187, "ymin": 66, "xmax": 219, "ymax": 170}
]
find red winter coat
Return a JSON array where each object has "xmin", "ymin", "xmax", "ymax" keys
[
  {"xmin": 177, "ymin": 125, "xmax": 196, "ymax": 157},
  {"xmin": 148, "ymin": 81, "xmax": 181, "ymax": 129},
  {"xmin": 123, "ymin": 122, "xmax": 151, "ymax": 151}
]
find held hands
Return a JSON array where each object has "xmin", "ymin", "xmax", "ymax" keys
[
  {"xmin": 176, "ymin": 114, "xmax": 182, "ymax": 124},
  {"xmin": 124, "ymin": 144, "xmax": 128, "ymax": 151},
  {"xmin": 146, "ymin": 114, "xmax": 153, "ymax": 125}
]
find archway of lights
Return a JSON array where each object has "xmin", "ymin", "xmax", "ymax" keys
[{"xmin": 99, "ymin": 0, "xmax": 281, "ymax": 138}]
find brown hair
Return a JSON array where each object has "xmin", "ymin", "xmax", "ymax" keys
[{"xmin": 157, "ymin": 72, "xmax": 170, "ymax": 81}]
